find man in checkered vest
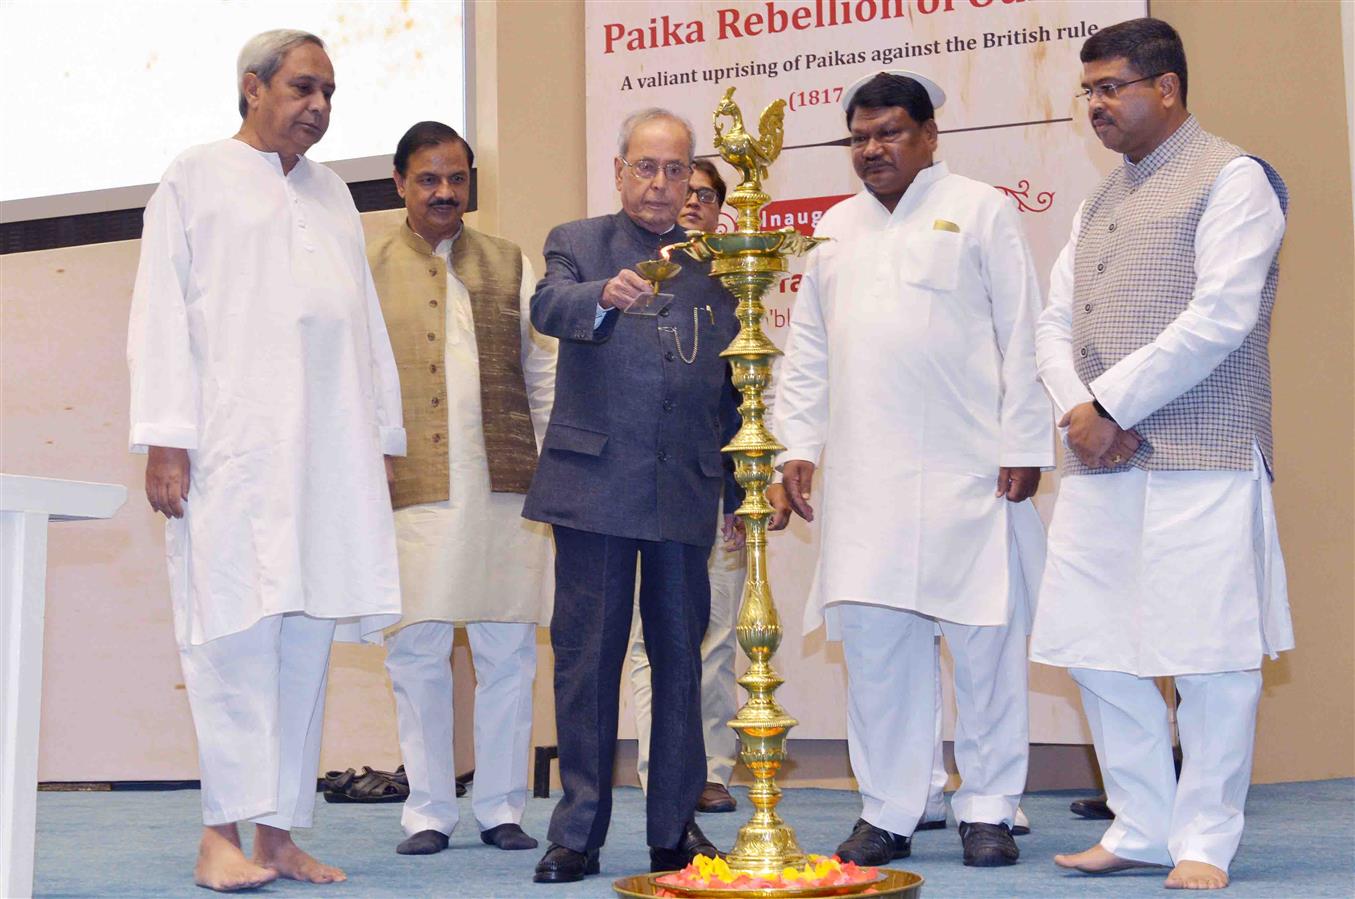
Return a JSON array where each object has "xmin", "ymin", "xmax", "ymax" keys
[{"xmin": 1029, "ymin": 18, "xmax": 1293, "ymax": 891}]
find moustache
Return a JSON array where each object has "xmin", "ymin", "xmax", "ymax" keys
[
  {"xmin": 428, "ymin": 200, "xmax": 460, "ymax": 209},
  {"xmin": 1091, "ymin": 114, "xmax": 1113, "ymax": 127}
]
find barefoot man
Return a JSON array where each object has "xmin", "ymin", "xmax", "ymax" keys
[
  {"xmin": 1029, "ymin": 17, "xmax": 1292, "ymax": 891},
  {"xmin": 128, "ymin": 29, "xmax": 405, "ymax": 891}
]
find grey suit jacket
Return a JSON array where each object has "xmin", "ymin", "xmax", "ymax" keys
[{"xmin": 523, "ymin": 211, "xmax": 740, "ymax": 547}]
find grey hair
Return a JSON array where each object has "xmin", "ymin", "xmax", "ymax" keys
[
  {"xmin": 237, "ymin": 29, "xmax": 326, "ymax": 118},
  {"xmin": 617, "ymin": 108, "xmax": 695, "ymax": 160}
]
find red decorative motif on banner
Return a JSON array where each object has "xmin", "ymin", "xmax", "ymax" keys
[
  {"xmin": 758, "ymin": 194, "xmax": 854, "ymax": 235},
  {"xmin": 995, "ymin": 180, "xmax": 1054, "ymax": 213}
]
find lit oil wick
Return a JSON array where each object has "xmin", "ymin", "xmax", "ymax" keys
[{"xmin": 636, "ymin": 248, "xmax": 683, "ymax": 296}]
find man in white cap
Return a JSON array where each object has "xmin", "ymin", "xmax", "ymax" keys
[{"xmin": 768, "ymin": 71, "xmax": 1051, "ymax": 868}]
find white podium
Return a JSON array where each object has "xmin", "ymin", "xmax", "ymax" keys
[{"xmin": 1, "ymin": 474, "xmax": 126, "ymax": 899}]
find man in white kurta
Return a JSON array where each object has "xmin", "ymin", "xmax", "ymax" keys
[
  {"xmin": 769, "ymin": 71, "xmax": 1052, "ymax": 869},
  {"xmin": 366, "ymin": 122, "xmax": 556, "ymax": 857},
  {"xmin": 127, "ymin": 31, "xmax": 403, "ymax": 891},
  {"xmin": 1030, "ymin": 19, "xmax": 1292, "ymax": 891}
]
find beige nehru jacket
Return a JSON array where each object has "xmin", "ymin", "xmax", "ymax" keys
[{"xmin": 367, "ymin": 223, "xmax": 539, "ymax": 508}]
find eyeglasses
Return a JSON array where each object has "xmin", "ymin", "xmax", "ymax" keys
[
  {"xmin": 1076, "ymin": 73, "xmax": 1164, "ymax": 102},
  {"xmin": 618, "ymin": 156, "xmax": 692, "ymax": 183},
  {"xmin": 686, "ymin": 186, "xmax": 719, "ymax": 205}
]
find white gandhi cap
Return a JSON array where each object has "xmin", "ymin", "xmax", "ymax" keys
[{"xmin": 840, "ymin": 70, "xmax": 946, "ymax": 112}]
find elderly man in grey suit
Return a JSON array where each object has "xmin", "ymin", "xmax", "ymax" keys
[{"xmin": 523, "ymin": 108, "xmax": 740, "ymax": 885}]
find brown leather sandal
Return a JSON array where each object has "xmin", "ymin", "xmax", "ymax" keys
[{"xmin": 322, "ymin": 765, "xmax": 409, "ymax": 803}]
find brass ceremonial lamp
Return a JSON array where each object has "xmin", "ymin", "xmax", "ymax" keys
[{"xmin": 613, "ymin": 88, "xmax": 921, "ymax": 898}]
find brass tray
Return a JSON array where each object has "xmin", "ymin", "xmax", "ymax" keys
[{"xmin": 613, "ymin": 869, "xmax": 923, "ymax": 898}]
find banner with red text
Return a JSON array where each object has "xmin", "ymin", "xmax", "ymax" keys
[{"xmin": 588, "ymin": 0, "xmax": 1146, "ymax": 743}]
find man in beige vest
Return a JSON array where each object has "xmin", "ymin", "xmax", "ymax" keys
[{"xmin": 368, "ymin": 121, "xmax": 557, "ymax": 856}]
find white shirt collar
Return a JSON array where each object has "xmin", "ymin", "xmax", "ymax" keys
[
  {"xmin": 911, "ymin": 160, "xmax": 949, "ymax": 190},
  {"xmin": 865, "ymin": 160, "xmax": 949, "ymax": 218},
  {"xmin": 228, "ymin": 137, "xmax": 307, "ymax": 177},
  {"xmin": 433, "ymin": 224, "xmax": 466, "ymax": 259}
]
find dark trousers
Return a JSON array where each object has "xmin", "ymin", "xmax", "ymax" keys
[{"xmin": 546, "ymin": 525, "xmax": 710, "ymax": 852}]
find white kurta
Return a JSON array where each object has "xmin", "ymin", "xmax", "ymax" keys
[
  {"xmin": 127, "ymin": 139, "xmax": 405, "ymax": 646},
  {"xmin": 774, "ymin": 162, "xmax": 1054, "ymax": 631},
  {"xmin": 390, "ymin": 238, "xmax": 557, "ymax": 628},
  {"xmin": 1030, "ymin": 157, "xmax": 1294, "ymax": 676}
]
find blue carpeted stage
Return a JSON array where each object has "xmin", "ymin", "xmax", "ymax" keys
[{"xmin": 34, "ymin": 779, "xmax": 1353, "ymax": 897}]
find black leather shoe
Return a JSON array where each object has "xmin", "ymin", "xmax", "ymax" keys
[
  {"xmin": 649, "ymin": 820, "xmax": 722, "ymax": 872},
  {"xmin": 1069, "ymin": 794, "xmax": 1114, "ymax": 820},
  {"xmin": 396, "ymin": 829, "xmax": 449, "ymax": 855},
  {"xmin": 922, "ymin": 814, "xmax": 1028, "ymax": 834},
  {"xmin": 835, "ymin": 818, "xmax": 911, "ymax": 865},
  {"xmin": 533, "ymin": 844, "xmax": 600, "ymax": 883},
  {"xmin": 959, "ymin": 821, "xmax": 1019, "ymax": 867},
  {"xmin": 481, "ymin": 822, "xmax": 539, "ymax": 851}
]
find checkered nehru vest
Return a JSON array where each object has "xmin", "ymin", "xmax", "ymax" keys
[{"xmin": 1068, "ymin": 116, "xmax": 1288, "ymax": 477}]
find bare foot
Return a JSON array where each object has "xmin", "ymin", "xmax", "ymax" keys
[
  {"xmin": 1166, "ymin": 860, "xmax": 1230, "ymax": 890},
  {"xmin": 253, "ymin": 824, "xmax": 347, "ymax": 884},
  {"xmin": 1055, "ymin": 844, "xmax": 1167, "ymax": 874},
  {"xmin": 194, "ymin": 825, "xmax": 278, "ymax": 892}
]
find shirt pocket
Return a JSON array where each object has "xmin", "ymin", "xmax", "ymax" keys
[{"xmin": 898, "ymin": 230, "xmax": 963, "ymax": 293}]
